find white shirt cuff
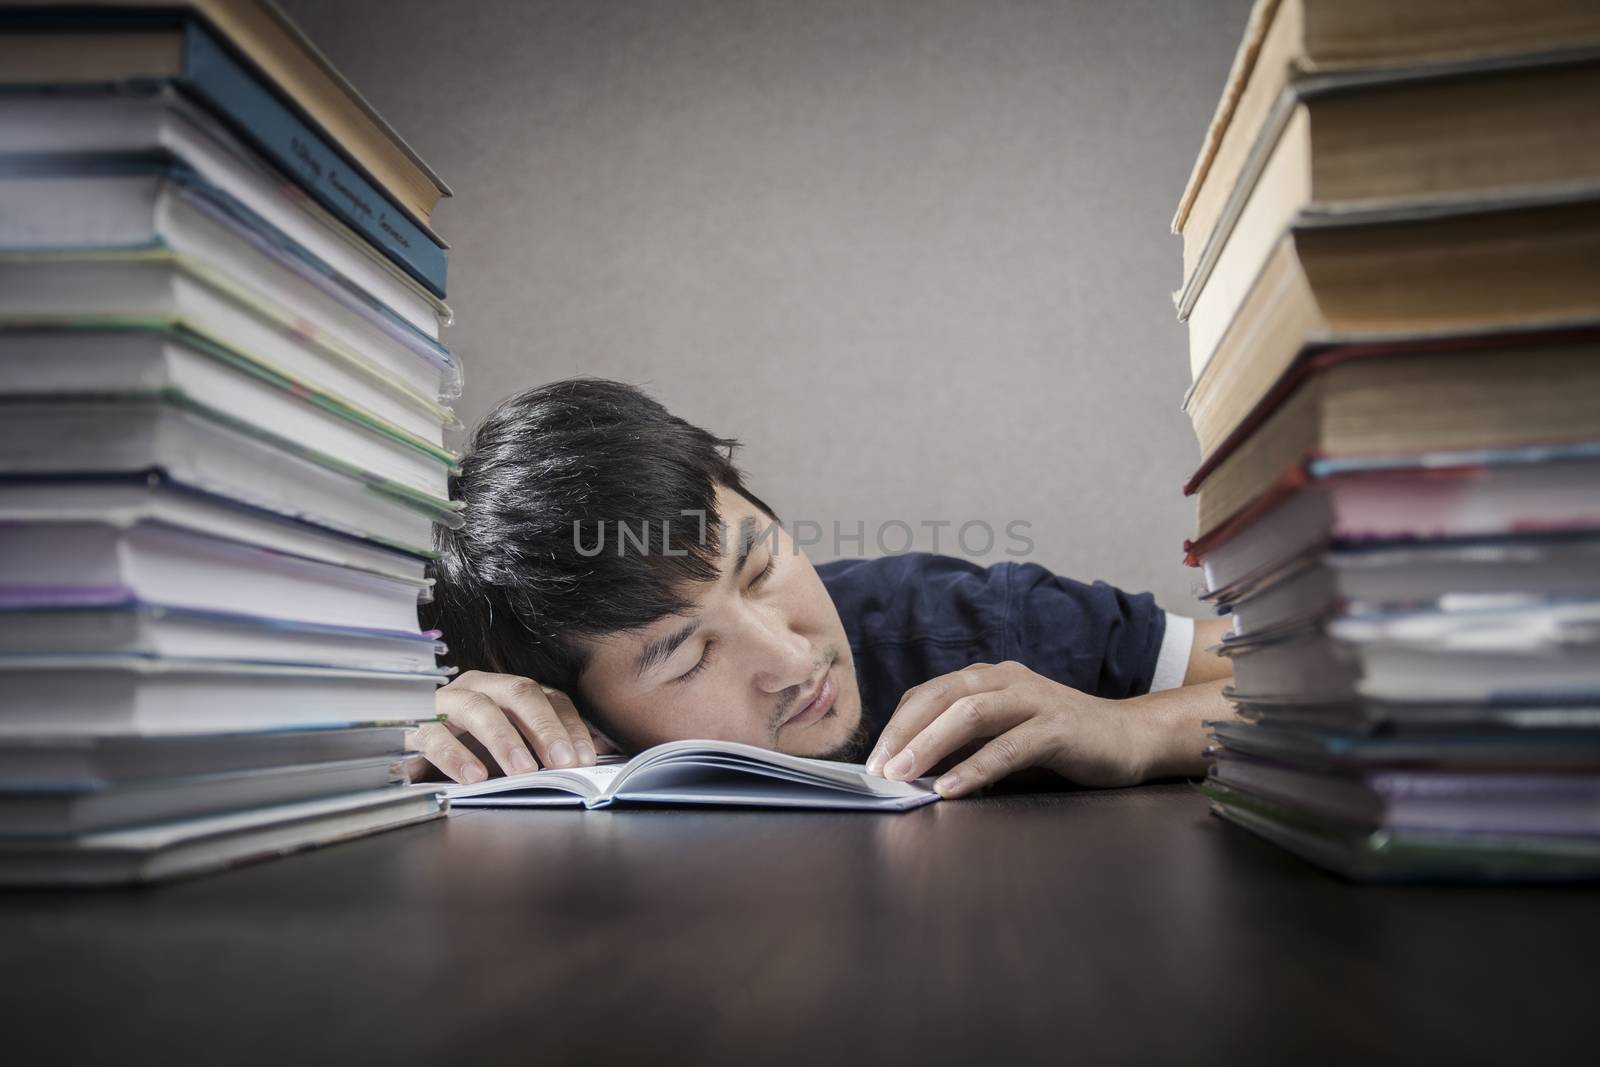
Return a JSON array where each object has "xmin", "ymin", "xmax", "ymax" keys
[{"xmin": 1149, "ymin": 612, "xmax": 1193, "ymax": 693}]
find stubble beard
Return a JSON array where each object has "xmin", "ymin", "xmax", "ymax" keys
[{"xmin": 806, "ymin": 710, "xmax": 874, "ymax": 764}]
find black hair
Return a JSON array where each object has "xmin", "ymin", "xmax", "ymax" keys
[{"xmin": 426, "ymin": 378, "xmax": 775, "ymax": 729}]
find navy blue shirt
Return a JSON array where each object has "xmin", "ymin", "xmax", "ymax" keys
[{"xmin": 817, "ymin": 553, "xmax": 1167, "ymax": 738}]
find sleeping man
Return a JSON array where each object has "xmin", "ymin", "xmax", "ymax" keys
[{"xmin": 409, "ymin": 378, "xmax": 1235, "ymax": 798}]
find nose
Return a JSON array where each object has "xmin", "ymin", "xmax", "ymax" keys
[{"xmin": 748, "ymin": 608, "xmax": 814, "ymax": 694}]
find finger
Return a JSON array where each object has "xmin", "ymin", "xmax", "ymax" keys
[
  {"xmin": 933, "ymin": 719, "xmax": 1054, "ymax": 799},
  {"xmin": 398, "ymin": 753, "xmax": 435, "ymax": 784},
  {"xmin": 477, "ymin": 676, "xmax": 584, "ymax": 768},
  {"xmin": 881, "ymin": 688, "xmax": 1032, "ymax": 781},
  {"xmin": 409, "ymin": 721, "xmax": 488, "ymax": 784},
  {"xmin": 867, "ymin": 663, "xmax": 1010, "ymax": 775},
  {"xmin": 438, "ymin": 688, "xmax": 540, "ymax": 776},
  {"xmin": 887, "ymin": 661, "xmax": 995, "ymax": 716},
  {"xmin": 450, "ymin": 675, "xmax": 581, "ymax": 770},
  {"xmin": 443, "ymin": 671, "xmax": 587, "ymax": 766},
  {"xmin": 543, "ymin": 688, "xmax": 598, "ymax": 765}
]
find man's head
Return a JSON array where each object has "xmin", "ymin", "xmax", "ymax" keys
[{"xmin": 430, "ymin": 379, "xmax": 867, "ymax": 760}]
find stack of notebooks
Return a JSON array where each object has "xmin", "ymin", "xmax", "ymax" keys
[
  {"xmin": 0, "ymin": 0, "xmax": 461, "ymax": 885},
  {"xmin": 1173, "ymin": 0, "xmax": 1600, "ymax": 881}
]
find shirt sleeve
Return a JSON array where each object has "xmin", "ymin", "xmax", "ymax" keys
[
  {"xmin": 1002, "ymin": 562, "xmax": 1168, "ymax": 699},
  {"xmin": 1148, "ymin": 612, "xmax": 1194, "ymax": 693}
]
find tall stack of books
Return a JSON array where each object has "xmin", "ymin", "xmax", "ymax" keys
[
  {"xmin": 0, "ymin": 0, "xmax": 460, "ymax": 885},
  {"xmin": 1173, "ymin": 0, "xmax": 1600, "ymax": 880}
]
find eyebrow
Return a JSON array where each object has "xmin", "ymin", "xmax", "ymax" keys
[
  {"xmin": 637, "ymin": 619, "xmax": 699, "ymax": 679},
  {"xmin": 731, "ymin": 517, "xmax": 758, "ymax": 581}
]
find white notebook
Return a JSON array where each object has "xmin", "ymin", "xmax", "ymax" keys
[{"xmin": 437, "ymin": 739, "xmax": 939, "ymax": 812}]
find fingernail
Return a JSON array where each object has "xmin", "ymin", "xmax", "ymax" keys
[
  {"xmin": 509, "ymin": 748, "xmax": 537, "ymax": 774},
  {"xmin": 934, "ymin": 772, "xmax": 962, "ymax": 797},
  {"xmin": 865, "ymin": 743, "xmax": 888, "ymax": 775},
  {"xmin": 547, "ymin": 741, "xmax": 576, "ymax": 768},
  {"xmin": 575, "ymin": 741, "xmax": 597, "ymax": 765},
  {"xmin": 459, "ymin": 761, "xmax": 486, "ymax": 784},
  {"xmin": 884, "ymin": 748, "xmax": 915, "ymax": 781}
]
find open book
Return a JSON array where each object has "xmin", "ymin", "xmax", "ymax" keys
[{"xmin": 437, "ymin": 740, "xmax": 939, "ymax": 812}]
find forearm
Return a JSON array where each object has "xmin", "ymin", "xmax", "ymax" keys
[
  {"xmin": 1181, "ymin": 617, "xmax": 1235, "ymax": 686},
  {"xmin": 1127, "ymin": 679, "xmax": 1237, "ymax": 781}
]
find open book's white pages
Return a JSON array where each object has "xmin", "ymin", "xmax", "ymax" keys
[{"xmin": 428, "ymin": 741, "xmax": 938, "ymax": 812}]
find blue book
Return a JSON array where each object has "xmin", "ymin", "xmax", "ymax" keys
[{"xmin": 0, "ymin": 14, "xmax": 449, "ymax": 297}]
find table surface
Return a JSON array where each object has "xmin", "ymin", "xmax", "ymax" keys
[{"xmin": 2, "ymin": 782, "xmax": 1596, "ymax": 1065}]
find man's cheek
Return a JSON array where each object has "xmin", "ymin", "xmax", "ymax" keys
[{"xmin": 597, "ymin": 699, "xmax": 671, "ymax": 751}]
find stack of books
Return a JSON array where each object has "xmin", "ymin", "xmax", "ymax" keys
[
  {"xmin": 1173, "ymin": 0, "xmax": 1600, "ymax": 880},
  {"xmin": 0, "ymin": 0, "xmax": 460, "ymax": 885}
]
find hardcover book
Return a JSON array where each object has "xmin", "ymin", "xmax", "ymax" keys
[{"xmin": 0, "ymin": 17, "xmax": 449, "ymax": 293}]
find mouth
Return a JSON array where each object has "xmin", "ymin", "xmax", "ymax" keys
[{"xmin": 780, "ymin": 669, "xmax": 836, "ymax": 730}]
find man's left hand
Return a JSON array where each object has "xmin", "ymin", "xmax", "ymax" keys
[{"xmin": 864, "ymin": 661, "xmax": 1159, "ymax": 797}]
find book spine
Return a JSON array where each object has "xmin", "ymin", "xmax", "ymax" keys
[{"xmin": 180, "ymin": 21, "xmax": 448, "ymax": 298}]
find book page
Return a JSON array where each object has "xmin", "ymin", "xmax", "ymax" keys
[
  {"xmin": 615, "ymin": 740, "xmax": 936, "ymax": 800},
  {"xmin": 439, "ymin": 761, "xmax": 623, "ymax": 802}
]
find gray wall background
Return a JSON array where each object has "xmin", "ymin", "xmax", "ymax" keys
[{"xmin": 280, "ymin": 0, "xmax": 1255, "ymax": 611}]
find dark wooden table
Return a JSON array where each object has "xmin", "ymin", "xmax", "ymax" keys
[{"xmin": 2, "ymin": 783, "xmax": 1595, "ymax": 1065}]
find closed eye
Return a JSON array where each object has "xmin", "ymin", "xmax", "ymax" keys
[
  {"xmin": 673, "ymin": 553, "xmax": 772, "ymax": 684},
  {"xmin": 675, "ymin": 639, "xmax": 715, "ymax": 683}
]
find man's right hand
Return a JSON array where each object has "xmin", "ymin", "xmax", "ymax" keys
[{"xmin": 406, "ymin": 671, "xmax": 606, "ymax": 783}]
